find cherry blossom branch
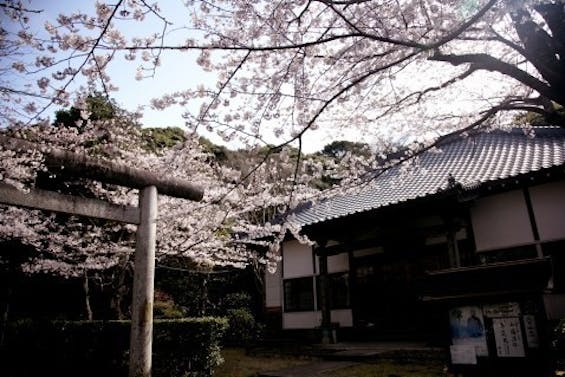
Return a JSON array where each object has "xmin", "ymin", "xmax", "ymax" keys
[
  {"xmin": 110, "ymin": 31, "xmax": 424, "ymax": 52},
  {"xmin": 193, "ymin": 51, "xmax": 251, "ymax": 134},
  {"xmin": 273, "ymin": 49, "xmax": 423, "ymax": 149},
  {"xmin": 316, "ymin": 0, "xmax": 366, "ymax": 34},
  {"xmin": 22, "ymin": 53, "xmax": 90, "ymax": 75},
  {"xmin": 26, "ymin": 0, "xmax": 125, "ymax": 124},
  {"xmin": 396, "ymin": 65, "xmax": 478, "ymax": 106},
  {"xmin": 318, "ymin": 0, "xmax": 371, "ymax": 5},
  {"xmin": 0, "ymin": 86, "xmax": 52, "ymax": 100},
  {"xmin": 0, "ymin": 2, "xmax": 42, "ymax": 13},
  {"xmin": 428, "ymin": 0, "xmax": 497, "ymax": 49},
  {"xmin": 487, "ymin": 27, "xmax": 529, "ymax": 57},
  {"xmin": 138, "ymin": 0, "xmax": 171, "ymax": 25},
  {"xmin": 287, "ymin": 136, "xmax": 303, "ymax": 207}
]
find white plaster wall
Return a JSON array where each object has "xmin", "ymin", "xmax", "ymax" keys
[
  {"xmin": 283, "ymin": 311, "xmax": 321, "ymax": 329},
  {"xmin": 330, "ymin": 309, "xmax": 353, "ymax": 327},
  {"xmin": 530, "ymin": 181, "xmax": 565, "ymax": 241},
  {"xmin": 328, "ymin": 253, "xmax": 349, "ymax": 273},
  {"xmin": 282, "ymin": 309, "xmax": 353, "ymax": 329},
  {"xmin": 283, "ymin": 240, "xmax": 313, "ymax": 278},
  {"xmin": 471, "ymin": 190, "xmax": 534, "ymax": 251},
  {"xmin": 315, "ymin": 252, "xmax": 350, "ymax": 274},
  {"xmin": 265, "ymin": 261, "xmax": 282, "ymax": 308}
]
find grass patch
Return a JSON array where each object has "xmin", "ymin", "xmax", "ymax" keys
[
  {"xmin": 322, "ymin": 360, "xmax": 446, "ymax": 377},
  {"xmin": 215, "ymin": 347, "xmax": 314, "ymax": 377}
]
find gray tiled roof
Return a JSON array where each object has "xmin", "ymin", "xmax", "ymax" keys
[{"xmin": 290, "ymin": 127, "xmax": 565, "ymax": 227}]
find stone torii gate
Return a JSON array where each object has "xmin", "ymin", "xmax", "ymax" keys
[{"xmin": 0, "ymin": 135, "xmax": 203, "ymax": 377}]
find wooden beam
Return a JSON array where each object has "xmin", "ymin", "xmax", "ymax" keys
[
  {"xmin": 1, "ymin": 135, "xmax": 204, "ymax": 201},
  {"xmin": 0, "ymin": 183, "xmax": 140, "ymax": 224}
]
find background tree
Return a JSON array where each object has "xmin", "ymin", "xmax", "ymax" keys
[
  {"xmin": 321, "ymin": 141, "xmax": 371, "ymax": 160},
  {"xmin": 0, "ymin": 92, "xmax": 330, "ymax": 321},
  {"xmin": 53, "ymin": 93, "xmax": 119, "ymax": 130}
]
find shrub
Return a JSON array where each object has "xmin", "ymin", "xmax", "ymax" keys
[
  {"xmin": 153, "ymin": 318, "xmax": 227, "ymax": 377},
  {"xmin": 225, "ymin": 308, "xmax": 255, "ymax": 343},
  {"xmin": 1, "ymin": 317, "xmax": 227, "ymax": 377},
  {"xmin": 216, "ymin": 292, "xmax": 263, "ymax": 346},
  {"xmin": 222, "ymin": 292, "xmax": 252, "ymax": 310}
]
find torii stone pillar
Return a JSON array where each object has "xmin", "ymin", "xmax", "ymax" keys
[{"xmin": 129, "ymin": 186, "xmax": 158, "ymax": 377}]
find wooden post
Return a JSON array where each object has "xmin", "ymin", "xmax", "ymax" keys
[
  {"xmin": 317, "ymin": 243, "xmax": 333, "ymax": 344},
  {"xmin": 444, "ymin": 214, "xmax": 461, "ymax": 268},
  {"xmin": 129, "ymin": 186, "xmax": 158, "ymax": 377},
  {"xmin": 446, "ymin": 228, "xmax": 461, "ymax": 268}
]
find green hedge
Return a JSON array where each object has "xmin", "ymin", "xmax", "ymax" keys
[
  {"xmin": 223, "ymin": 308, "xmax": 262, "ymax": 345},
  {"xmin": 1, "ymin": 317, "xmax": 227, "ymax": 377}
]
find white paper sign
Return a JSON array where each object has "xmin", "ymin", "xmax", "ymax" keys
[
  {"xmin": 493, "ymin": 317, "xmax": 526, "ymax": 357},
  {"xmin": 450, "ymin": 345, "xmax": 478, "ymax": 365},
  {"xmin": 484, "ymin": 302, "xmax": 521, "ymax": 318},
  {"xmin": 523, "ymin": 314, "xmax": 539, "ymax": 348}
]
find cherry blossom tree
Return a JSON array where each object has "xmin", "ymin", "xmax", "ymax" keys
[
  {"xmin": 0, "ymin": 106, "xmax": 325, "ymax": 282},
  {"xmin": 2, "ymin": 0, "xmax": 564, "ymax": 285},
  {"xmin": 2, "ymin": 0, "xmax": 563, "ymax": 144}
]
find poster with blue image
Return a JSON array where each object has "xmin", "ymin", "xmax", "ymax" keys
[{"xmin": 449, "ymin": 305, "xmax": 488, "ymax": 357}]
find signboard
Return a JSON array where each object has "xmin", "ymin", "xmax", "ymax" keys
[
  {"xmin": 523, "ymin": 314, "xmax": 539, "ymax": 348},
  {"xmin": 484, "ymin": 302, "xmax": 521, "ymax": 318},
  {"xmin": 493, "ymin": 317, "xmax": 526, "ymax": 357},
  {"xmin": 449, "ymin": 306, "xmax": 488, "ymax": 357}
]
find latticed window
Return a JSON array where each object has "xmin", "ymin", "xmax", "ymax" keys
[
  {"xmin": 283, "ymin": 277, "xmax": 314, "ymax": 312},
  {"xmin": 317, "ymin": 272, "xmax": 350, "ymax": 310}
]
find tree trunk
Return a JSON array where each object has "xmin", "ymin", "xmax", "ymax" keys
[
  {"xmin": 83, "ymin": 270, "xmax": 93, "ymax": 321},
  {"xmin": 251, "ymin": 262, "xmax": 266, "ymax": 320},
  {"xmin": 0, "ymin": 287, "xmax": 12, "ymax": 348},
  {"xmin": 111, "ymin": 263, "xmax": 129, "ymax": 320},
  {"xmin": 199, "ymin": 276, "xmax": 208, "ymax": 316},
  {"xmin": 111, "ymin": 288, "xmax": 125, "ymax": 320}
]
